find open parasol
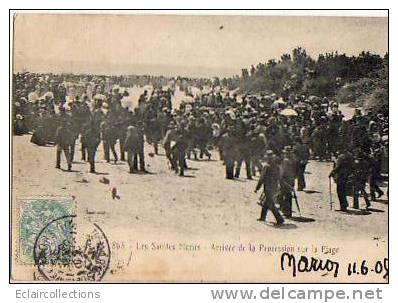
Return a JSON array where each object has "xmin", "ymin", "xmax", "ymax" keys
[
  {"xmin": 280, "ymin": 108, "xmax": 298, "ymax": 117},
  {"xmin": 42, "ymin": 91, "xmax": 54, "ymax": 99},
  {"xmin": 93, "ymin": 94, "xmax": 107, "ymax": 101},
  {"xmin": 28, "ymin": 91, "xmax": 39, "ymax": 103},
  {"xmin": 271, "ymin": 99, "xmax": 286, "ymax": 109}
]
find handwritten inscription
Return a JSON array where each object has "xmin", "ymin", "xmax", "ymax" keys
[{"xmin": 281, "ymin": 252, "xmax": 340, "ymax": 277}]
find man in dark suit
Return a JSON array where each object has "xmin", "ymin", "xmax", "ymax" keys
[
  {"xmin": 293, "ymin": 137, "xmax": 310, "ymax": 191},
  {"xmin": 279, "ymin": 146, "xmax": 298, "ymax": 218},
  {"xmin": 81, "ymin": 119, "xmax": 101, "ymax": 173},
  {"xmin": 124, "ymin": 123, "xmax": 146, "ymax": 173},
  {"xmin": 255, "ymin": 150, "xmax": 284, "ymax": 225},
  {"xmin": 329, "ymin": 150, "xmax": 353, "ymax": 211},
  {"xmin": 171, "ymin": 128, "xmax": 188, "ymax": 176},
  {"xmin": 55, "ymin": 108, "xmax": 73, "ymax": 171}
]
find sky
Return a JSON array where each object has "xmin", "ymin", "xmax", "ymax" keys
[{"xmin": 13, "ymin": 13, "xmax": 388, "ymax": 78}]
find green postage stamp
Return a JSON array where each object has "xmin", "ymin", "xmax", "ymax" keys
[{"xmin": 16, "ymin": 196, "xmax": 75, "ymax": 265}]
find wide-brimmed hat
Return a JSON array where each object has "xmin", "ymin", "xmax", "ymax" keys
[
  {"xmin": 265, "ymin": 150, "xmax": 275, "ymax": 157},
  {"xmin": 283, "ymin": 145, "xmax": 293, "ymax": 153}
]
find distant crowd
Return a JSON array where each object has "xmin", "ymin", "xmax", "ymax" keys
[{"xmin": 12, "ymin": 72, "xmax": 388, "ymax": 225}]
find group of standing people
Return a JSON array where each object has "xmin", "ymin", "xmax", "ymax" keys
[{"xmin": 13, "ymin": 72, "xmax": 388, "ymax": 225}]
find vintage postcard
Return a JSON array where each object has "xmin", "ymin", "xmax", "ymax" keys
[{"xmin": 10, "ymin": 11, "xmax": 388, "ymax": 282}]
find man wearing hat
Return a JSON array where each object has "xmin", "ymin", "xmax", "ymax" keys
[
  {"xmin": 139, "ymin": 90, "xmax": 148, "ymax": 107},
  {"xmin": 311, "ymin": 124, "xmax": 327, "ymax": 161},
  {"xmin": 93, "ymin": 101, "xmax": 108, "ymax": 128},
  {"xmin": 73, "ymin": 95, "xmax": 93, "ymax": 161},
  {"xmin": 54, "ymin": 83, "xmax": 66, "ymax": 104},
  {"xmin": 220, "ymin": 126, "xmax": 237, "ymax": 179},
  {"xmin": 110, "ymin": 86, "xmax": 122, "ymax": 110},
  {"xmin": 14, "ymin": 114, "xmax": 27, "ymax": 136},
  {"xmin": 100, "ymin": 115, "xmax": 119, "ymax": 164},
  {"xmin": 328, "ymin": 102, "xmax": 343, "ymax": 145},
  {"xmin": 144, "ymin": 105, "xmax": 162, "ymax": 155},
  {"xmin": 162, "ymin": 121, "xmax": 178, "ymax": 169},
  {"xmin": 369, "ymin": 147, "xmax": 384, "ymax": 201},
  {"xmin": 124, "ymin": 124, "xmax": 146, "ymax": 173},
  {"xmin": 279, "ymin": 146, "xmax": 298, "ymax": 218},
  {"xmin": 293, "ymin": 137, "xmax": 310, "ymax": 191},
  {"xmin": 81, "ymin": 118, "xmax": 101, "ymax": 173},
  {"xmin": 170, "ymin": 127, "xmax": 189, "ymax": 176},
  {"xmin": 351, "ymin": 150, "xmax": 371, "ymax": 209},
  {"xmin": 329, "ymin": 150, "xmax": 353, "ymax": 211},
  {"xmin": 249, "ymin": 130, "xmax": 267, "ymax": 176},
  {"xmin": 54, "ymin": 108, "xmax": 73, "ymax": 171},
  {"xmin": 255, "ymin": 150, "xmax": 284, "ymax": 225},
  {"xmin": 234, "ymin": 117, "xmax": 252, "ymax": 179},
  {"xmin": 194, "ymin": 117, "xmax": 212, "ymax": 160}
]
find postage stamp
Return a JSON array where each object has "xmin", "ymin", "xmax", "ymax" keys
[{"xmin": 17, "ymin": 197, "xmax": 75, "ymax": 265}]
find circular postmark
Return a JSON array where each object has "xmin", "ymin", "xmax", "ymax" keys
[{"xmin": 33, "ymin": 215, "xmax": 111, "ymax": 281}]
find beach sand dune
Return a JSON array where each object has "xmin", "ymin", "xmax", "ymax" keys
[{"xmin": 12, "ymin": 132, "xmax": 388, "ymax": 242}]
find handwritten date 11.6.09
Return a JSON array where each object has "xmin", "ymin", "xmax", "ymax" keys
[{"xmin": 347, "ymin": 258, "xmax": 388, "ymax": 279}]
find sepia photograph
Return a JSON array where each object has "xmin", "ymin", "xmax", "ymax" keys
[{"xmin": 10, "ymin": 11, "xmax": 388, "ymax": 282}]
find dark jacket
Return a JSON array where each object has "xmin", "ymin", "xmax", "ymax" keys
[
  {"xmin": 280, "ymin": 156, "xmax": 297, "ymax": 186},
  {"xmin": 55, "ymin": 125, "xmax": 74, "ymax": 148},
  {"xmin": 330, "ymin": 153, "xmax": 353, "ymax": 181},
  {"xmin": 255, "ymin": 160, "xmax": 280, "ymax": 193},
  {"xmin": 81, "ymin": 122, "xmax": 101, "ymax": 149},
  {"xmin": 124, "ymin": 126, "xmax": 144, "ymax": 153}
]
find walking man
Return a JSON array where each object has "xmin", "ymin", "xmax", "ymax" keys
[
  {"xmin": 55, "ymin": 113, "xmax": 73, "ymax": 171},
  {"xmin": 124, "ymin": 124, "xmax": 146, "ymax": 173},
  {"xmin": 171, "ymin": 129, "xmax": 188, "ymax": 176},
  {"xmin": 279, "ymin": 146, "xmax": 297, "ymax": 218},
  {"xmin": 293, "ymin": 137, "xmax": 310, "ymax": 191},
  {"xmin": 81, "ymin": 119, "xmax": 101, "ymax": 173},
  {"xmin": 254, "ymin": 150, "xmax": 284, "ymax": 225},
  {"xmin": 329, "ymin": 150, "xmax": 353, "ymax": 211},
  {"xmin": 352, "ymin": 151, "xmax": 371, "ymax": 209}
]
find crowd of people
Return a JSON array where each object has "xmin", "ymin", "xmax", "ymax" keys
[{"xmin": 12, "ymin": 72, "xmax": 388, "ymax": 226}]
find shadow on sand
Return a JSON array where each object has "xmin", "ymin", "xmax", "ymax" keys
[
  {"xmin": 179, "ymin": 174, "xmax": 196, "ymax": 178},
  {"xmin": 289, "ymin": 216, "xmax": 316, "ymax": 223},
  {"xmin": 335, "ymin": 209, "xmax": 372, "ymax": 216},
  {"xmin": 60, "ymin": 168, "xmax": 80, "ymax": 173},
  {"xmin": 226, "ymin": 178, "xmax": 246, "ymax": 182},
  {"xmin": 266, "ymin": 222, "xmax": 298, "ymax": 229},
  {"xmin": 303, "ymin": 189, "xmax": 322, "ymax": 194},
  {"xmin": 128, "ymin": 171, "xmax": 157, "ymax": 175},
  {"xmin": 186, "ymin": 167, "xmax": 200, "ymax": 171},
  {"xmin": 366, "ymin": 207, "xmax": 385, "ymax": 213}
]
